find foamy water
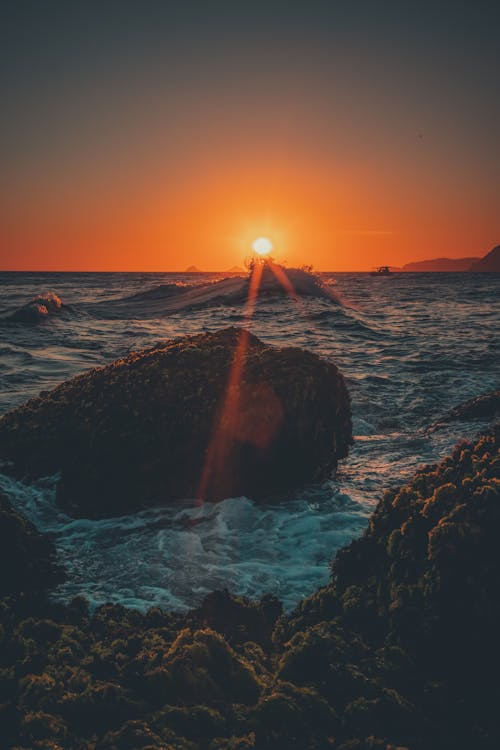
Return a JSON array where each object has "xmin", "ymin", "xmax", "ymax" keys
[{"xmin": 0, "ymin": 271, "xmax": 498, "ymax": 610}]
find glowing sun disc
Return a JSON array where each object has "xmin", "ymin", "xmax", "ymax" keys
[{"xmin": 252, "ymin": 237, "xmax": 273, "ymax": 256}]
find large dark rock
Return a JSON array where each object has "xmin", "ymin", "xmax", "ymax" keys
[
  {"xmin": 283, "ymin": 425, "xmax": 500, "ymax": 664},
  {"xmin": 276, "ymin": 426, "xmax": 500, "ymax": 747},
  {"xmin": 0, "ymin": 328, "xmax": 352, "ymax": 517},
  {"xmin": 0, "ymin": 492, "xmax": 63, "ymax": 595}
]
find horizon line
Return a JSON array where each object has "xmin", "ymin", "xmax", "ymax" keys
[{"xmin": 0, "ymin": 268, "xmax": 400, "ymax": 274}]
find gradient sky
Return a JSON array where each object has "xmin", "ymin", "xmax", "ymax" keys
[{"xmin": 1, "ymin": 0, "xmax": 499, "ymax": 271}]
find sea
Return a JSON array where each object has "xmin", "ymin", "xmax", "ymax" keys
[{"xmin": 0, "ymin": 271, "xmax": 498, "ymax": 612}]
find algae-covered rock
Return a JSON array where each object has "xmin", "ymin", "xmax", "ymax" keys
[
  {"xmin": 285, "ymin": 425, "xmax": 500, "ymax": 670},
  {"xmin": 275, "ymin": 426, "xmax": 500, "ymax": 747},
  {"xmin": 160, "ymin": 628, "xmax": 263, "ymax": 705},
  {"xmin": 192, "ymin": 589, "xmax": 282, "ymax": 648},
  {"xmin": 0, "ymin": 328, "xmax": 351, "ymax": 518},
  {"xmin": 1, "ymin": 429, "xmax": 499, "ymax": 749}
]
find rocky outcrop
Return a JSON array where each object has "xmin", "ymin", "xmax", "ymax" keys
[
  {"xmin": 276, "ymin": 425, "xmax": 500, "ymax": 746},
  {"xmin": 1, "ymin": 428, "xmax": 499, "ymax": 750},
  {"xmin": 0, "ymin": 492, "xmax": 63, "ymax": 595},
  {"xmin": 0, "ymin": 328, "xmax": 352, "ymax": 517},
  {"xmin": 470, "ymin": 244, "xmax": 500, "ymax": 272},
  {"xmin": 283, "ymin": 425, "xmax": 500, "ymax": 662}
]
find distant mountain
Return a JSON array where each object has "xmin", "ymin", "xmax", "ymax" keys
[
  {"xmin": 469, "ymin": 245, "xmax": 500, "ymax": 272},
  {"xmin": 402, "ymin": 257, "xmax": 479, "ymax": 272},
  {"xmin": 226, "ymin": 265, "xmax": 245, "ymax": 273},
  {"xmin": 184, "ymin": 265, "xmax": 202, "ymax": 272}
]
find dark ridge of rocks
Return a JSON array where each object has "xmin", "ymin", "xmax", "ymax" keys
[
  {"xmin": 0, "ymin": 491, "xmax": 63, "ymax": 595},
  {"xmin": 0, "ymin": 328, "xmax": 352, "ymax": 517},
  {"xmin": 281, "ymin": 426, "xmax": 500, "ymax": 660},
  {"xmin": 275, "ymin": 425, "xmax": 500, "ymax": 746},
  {"xmin": 0, "ymin": 427, "xmax": 499, "ymax": 749},
  {"xmin": 430, "ymin": 388, "xmax": 500, "ymax": 430}
]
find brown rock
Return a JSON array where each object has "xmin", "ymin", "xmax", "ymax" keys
[{"xmin": 0, "ymin": 328, "xmax": 351, "ymax": 518}]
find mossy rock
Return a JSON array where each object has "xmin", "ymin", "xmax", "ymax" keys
[
  {"xmin": 0, "ymin": 328, "xmax": 351, "ymax": 518},
  {"xmin": 1, "ymin": 427, "xmax": 500, "ymax": 749},
  {"xmin": 160, "ymin": 628, "xmax": 263, "ymax": 706},
  {"xmin": 250, "ymin": 681, "xmax": 339, "ymax": 745}
]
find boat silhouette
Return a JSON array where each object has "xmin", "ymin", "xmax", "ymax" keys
[{"xmin": 371, "ymin": 265, "xmax": 392, "ymax": 276}]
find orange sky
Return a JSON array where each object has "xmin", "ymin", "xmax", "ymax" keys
[
  {"xmin": 1, "ymin": 3, "xmax": 498, "ymax": 271},
  {"xmin": 1, "ymin": 155, "xmax": 496, "ymax": 271}
]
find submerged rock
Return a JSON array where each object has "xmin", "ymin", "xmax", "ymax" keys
[
  {"xmin": 0, "ymin": 328, "xmax": 352, "ymax": 517},
  {"xmin": 431, "ymin": 388, "xmax": 500, "ymax": 429}
]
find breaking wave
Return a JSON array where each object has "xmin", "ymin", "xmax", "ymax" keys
[{"xmin": 2, "ymin": 292, "xmax": 67, "ymax": 325}]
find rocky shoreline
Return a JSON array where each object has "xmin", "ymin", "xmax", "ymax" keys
[
  {"xmin": 0, "ymin": 423, "xmax": 498, "ymax": 749},
  {"xmin": 0, "ymin": 329, "xmax": 499, "ymax": 749}
]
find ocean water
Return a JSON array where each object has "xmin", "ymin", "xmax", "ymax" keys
[{"xmin": 0, "ymin": 270, "xmax": 499, "ymax": 612}]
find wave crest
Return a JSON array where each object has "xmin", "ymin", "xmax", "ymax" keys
[{"xmin": 3, "ymin": 292, "xmax": 66, "ymax": 324}]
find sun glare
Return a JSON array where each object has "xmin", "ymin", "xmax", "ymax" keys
[{"xmin": 252, "ymin": 237, "xmax": 273, "ymax": 256}]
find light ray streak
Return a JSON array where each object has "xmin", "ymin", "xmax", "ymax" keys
[
  {"xmin": 196, "ymin": 257, "xmax": 340, "ymax": 502},
  {"xmin": 196, "ymin": 261, "xmax": 263, "ymax": 501}
]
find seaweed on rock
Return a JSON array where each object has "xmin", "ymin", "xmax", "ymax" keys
[
  {"xmin": 0, "ymin": 328, "xmax": 352, "ymax": 517},
  {"xmin": 0, "ymin": 426, "xmax": 499, "ymax": 749}
]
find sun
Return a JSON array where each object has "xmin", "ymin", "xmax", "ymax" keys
[{"xmin": 252, "ymin": 237, "xmax": 273, "ymax": 256}]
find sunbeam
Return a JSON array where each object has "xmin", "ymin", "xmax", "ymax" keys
[
  {"xmin": 196, "ymin": 257, "xmax": 340, "ymax": 501},
  {"xmin": 196, "ymin": 261, "xmax": 264, "ymax": 501}
]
